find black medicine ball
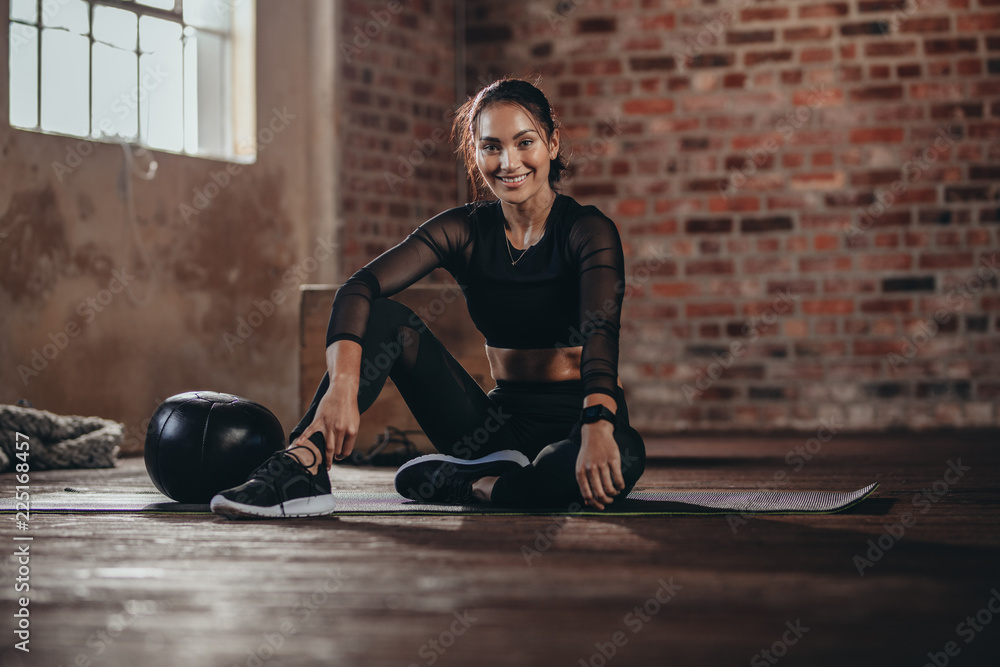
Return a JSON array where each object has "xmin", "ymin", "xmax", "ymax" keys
[{"xmin": 144, "ymin": 391, "xmax": 284, "ymax": 503}]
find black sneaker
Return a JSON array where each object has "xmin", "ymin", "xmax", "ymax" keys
[
  {"xmin": 394, "ymin": 450, "xmax": 530, "ymax": 504},
  {"xmin": 210, "ymin": 435, "xmax": 335, "ymax": 519}
]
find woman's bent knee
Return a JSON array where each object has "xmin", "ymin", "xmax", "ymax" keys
[
  {"xmin": 616, "ymin": 426, "xmax": 646, "ymax": 487},
  {"xmin": 369, "ymin": 297, "xmax": 416, "ymax": 326}
]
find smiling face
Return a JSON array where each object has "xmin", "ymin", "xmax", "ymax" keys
[{"xmin": 474, "ymin": 103, "xmax": 560, "ymax": 206}]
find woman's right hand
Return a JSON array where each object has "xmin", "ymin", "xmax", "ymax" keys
[
  {"xmin": 291, "ymin": 382, "xmax": 360, "ymax": 469},
  {"xmin": 290, "ymin": 340, "xmax": 363, "ymax": 469}
]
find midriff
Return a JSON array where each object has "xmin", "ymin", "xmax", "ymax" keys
[{"xmin": 486, "ymin": 345, "xmax": 583, "ymax": 383}]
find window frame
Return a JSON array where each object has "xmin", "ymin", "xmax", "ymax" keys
[{"xmin": 8, "ymin": 0, "xmax": 256, "ymax": 163}]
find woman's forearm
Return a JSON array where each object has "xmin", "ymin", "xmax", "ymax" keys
[{"xmin": 326, "ymin": 340, "xmax": 362, "ymax": 390}]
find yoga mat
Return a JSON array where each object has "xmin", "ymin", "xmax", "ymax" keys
[{"xmin": 0, "ymin": 483, "xmax": 878, "ymax": 516}]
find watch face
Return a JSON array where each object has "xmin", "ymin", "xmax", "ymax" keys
[{"xmin": 583, "ymin": 405, "xmax": 614, "ymax": 423}]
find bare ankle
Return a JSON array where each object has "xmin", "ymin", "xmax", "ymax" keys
[{"xmin": 471, "ymin": 475, "xmax": 499, "ymax": 502}]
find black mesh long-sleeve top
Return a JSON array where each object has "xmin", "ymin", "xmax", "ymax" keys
[{"xmin": 326, "ymin": 194, "xmax": 625, "ymax": 399}]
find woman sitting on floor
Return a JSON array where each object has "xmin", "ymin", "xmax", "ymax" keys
[{"xmin": 210, "ymin": 77, "xmax": 646, "ymax": 519}]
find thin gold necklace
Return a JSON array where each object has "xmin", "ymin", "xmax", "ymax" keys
[
  {"xmin": 504, "ymin": 195, "xmax": 555, "ymax": 266},
  {"xmin": 506, "ymin": 233, "xmax": 530, "ymax": 265}
]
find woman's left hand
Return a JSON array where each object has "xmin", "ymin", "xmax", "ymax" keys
[{"xmin": 576, "ymin": 421, "xmax": 625, "ymax": 510}]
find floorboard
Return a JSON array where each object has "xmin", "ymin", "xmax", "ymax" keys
[{"xmin": 1, "ymin": 432, "xmax": 998, "ymax": 667}]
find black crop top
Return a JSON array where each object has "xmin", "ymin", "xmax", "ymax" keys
[{"xmin": 326, "ymin": 194, "xmax": 625, "ymax": 398}]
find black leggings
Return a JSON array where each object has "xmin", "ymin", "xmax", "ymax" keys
[{"xmin": 291, "ymin": 298, "xmax": 646, "ymax": 507}]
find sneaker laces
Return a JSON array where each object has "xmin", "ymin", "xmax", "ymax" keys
[
  {"xmin": 250, "ymin": 445, "xmax": 326, "ymax": 498},
  {"xmin": 435, "ymin": 464, "xmax": 476, "ymax": 505}
]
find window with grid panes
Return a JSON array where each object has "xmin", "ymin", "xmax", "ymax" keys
[{"xmin": 8, "ymin": 0, "xmax": 255, "ymax": 161}]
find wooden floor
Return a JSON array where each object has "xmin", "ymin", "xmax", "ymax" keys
[{"xmin": 2, "ymin": 432, "xmax": 999, "ymax": 667}]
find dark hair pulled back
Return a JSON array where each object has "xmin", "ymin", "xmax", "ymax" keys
[{"xmin": 452, "ymin": 77, "xmax": 568, "ymax": 200}]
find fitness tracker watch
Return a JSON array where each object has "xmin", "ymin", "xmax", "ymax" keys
[{"xmin": 581, "ymin": 404, "xmax": 617, "ymax": 426}]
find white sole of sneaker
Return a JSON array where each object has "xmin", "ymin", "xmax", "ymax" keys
[
  {"xmin": 394, "ymin": 449, "xmax": 531, "ymax": 478},
  {"xmin": 209, "ymin": 493, "xmax": 336, "ymax": 519}
]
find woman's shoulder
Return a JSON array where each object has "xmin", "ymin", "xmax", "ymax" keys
[
  {"xmin": 555, "ymin": 194, "xmax": 619, "ymax": 239},
  {"xmin": 463, "ymin": 198, "xmax": 502, "ymax": 222},
  {"xmin": 411, "ymin": 201, "xmax": 503, "ymax": 251},
  {"xmin": 419, "ymin": 204, "xmax": 478, "ymax": 232},
  {"xmin": 418, "ymin": 200, "xmax": 500, "ymax": 227},
  {"xmin": 461, "ymin": 200, "xmax": 504, "ymax": 243}
]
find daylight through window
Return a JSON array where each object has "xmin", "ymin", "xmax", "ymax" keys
[{"xmin": 8, "ymin": 0, "xmax": 256, "ymax": 161}]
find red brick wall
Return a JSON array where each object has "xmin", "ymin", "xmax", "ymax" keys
[
  {"xmin": 339, "ymin": 0, "xmax": 459, "ymax": 272},
  {"xmin": 462, "ymin": 0, "xmax": 1000, "ymax": 432}
]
